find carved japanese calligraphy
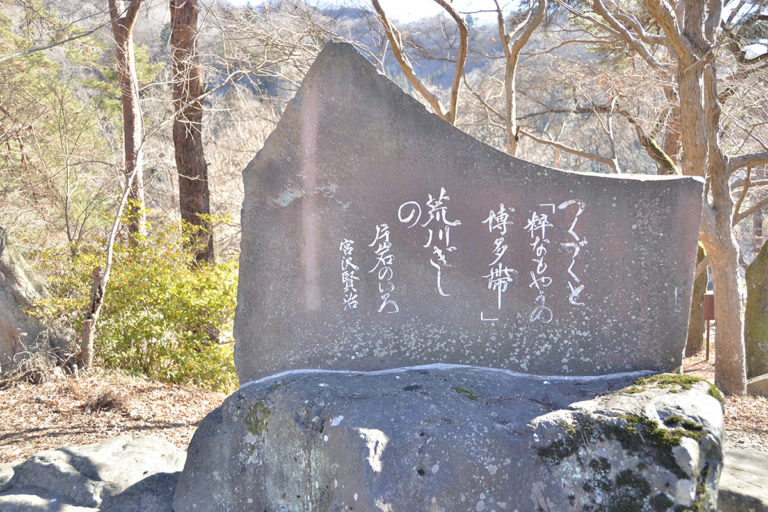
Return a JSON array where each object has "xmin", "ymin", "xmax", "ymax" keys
[{"xmin": 234, "ymin": 42, "xmax": 704, "ymax": 382}]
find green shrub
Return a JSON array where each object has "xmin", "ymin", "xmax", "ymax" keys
[{"xmin": 32, "ymin": 223, "xmax": 238, "ymax": 392}]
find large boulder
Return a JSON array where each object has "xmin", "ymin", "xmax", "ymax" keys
[
  {"xmin": 746, "ymin": 240, "xmax": 768, "ymax": 378},
  {"xmin": 175, "ymin": 366, "xmax": 724, "ymax": 511},
  {"xmin": 0, "ymin": 436, "xmax": 185, "ymax": 512},
  {"xmin": 0, "ymin": 229, "xmax": 72, "ymax": 374}
]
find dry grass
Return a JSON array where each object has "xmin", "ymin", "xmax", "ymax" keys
[{"xmin": 0, "ymin": 368, "xmax": 225, "ymax": 464}]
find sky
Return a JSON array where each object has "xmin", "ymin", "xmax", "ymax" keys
[{"xmin": 222, "ymin": 0, "xmax": 504, "ymax": 24}]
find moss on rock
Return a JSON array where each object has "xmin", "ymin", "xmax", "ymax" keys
[
  {"xmin": 453, "ymin": 386, "xmax": 478, "ymax": 400},
  {"xmin": 626, "ymin": 374, "xmax": 724, "ymax": 405},
  {"xmin": 536, "ymin": 410, "xmax": 715, "ymax": 511},
  {"xmin": 539, "ymin": 412, "xmax": 700, "ymax": 481},
  {"xmin": 245, "ymin": 402, "xmax": 271, "ymax": 436}
]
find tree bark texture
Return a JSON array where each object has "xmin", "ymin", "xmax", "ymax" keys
[
  {"xmin": 685, "ymin": 245, "xmax": 706, "ymax": 357},
  {"xmin": 78, "ymin": 266, "xmax": 103, "ymax": 369},
  {"xmin": 662, "ymin": 88, "xmax": 682, "ymax": 167},
  {"xmin": 171, "ymin": 0, "xmax": 214, "ymax": 263},
  {"xmin": 108, "ymin": 0, "xmax": 145, "ymax": 239},
  {"xmin": 746, "ymin": 240, "xmax": 768, "ymax": 378}
]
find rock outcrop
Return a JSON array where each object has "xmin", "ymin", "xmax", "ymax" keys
[
  {"xmin": 0, "ymin": 436, "xmax": 185, "ymax": 512},
  {"xmin": 748, "ymin": 374, "xmax": 768, "ymax": 397},
  {"xmin": 175, "ymin": 365, "xmax": 724, "ymax": 512},
  {"xmin": 746, "ymin": 240, "xmax": 768, "ymax": 378},
  {"xmin": 718, "ymin": 448, "xmax": 768, "ymax": 512},
  {"xmin": 0, "ymin": 229, "xmax": 71, "ymax": 374}
]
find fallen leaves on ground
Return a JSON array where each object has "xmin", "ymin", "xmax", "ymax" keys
[
  {"xmin": 683, "ymin": 348, "xmax": 768, "ymax": 453},
  {"xmin": 0, "ymin": 368, "xmax": 225, "ymax": 464}
]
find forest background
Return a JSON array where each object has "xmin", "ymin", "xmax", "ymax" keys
[{"xmin": 0, "ymin": 0, "xmax": 766, "ymax": 395}]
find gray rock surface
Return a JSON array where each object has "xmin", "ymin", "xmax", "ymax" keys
[
  {"xmin": 746, "ymin": 240, "xmax": 768, "ymax": 379},
  {"xmin": 748, "ymin": 373, "xmax": 768, "ymax": 397},
  {"xmin": 0, "ymin": 463, "xmax": 15, "ymax": 493},
  {"xmin": 0, "ymin": 436, "xmax": 184, "ymax": 511},
  {"xmin": 718, "ymin": 450, "xmax": 768, "ymax": 512},
  {"xmin": 175, "ymin": 366, "xmax": 723, "ymax": 511},
  {"xmin": 235, "ymin": 41, "xmax": 704, "ymax": 383},
  {"xmin": 0, "ymin": 493, "xmax": 97, "ymax": 511},
  {"xmin": 718, "ymin": 449, "xmax": 768, "ymax": 512},
  {"xmin": 0, "ymin": 228, "xmax": 72, "ymax": 373}
]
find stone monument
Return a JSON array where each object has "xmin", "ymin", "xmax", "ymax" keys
[
  {"xmin": 234, "ymin": 42, "xmax": 703, "ymax": 383},
  {"xmin": 175, "ymin": 43, "xmax": 722, "ymax": 512}
]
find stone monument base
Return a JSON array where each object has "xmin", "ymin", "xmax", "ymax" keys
[{"xmin": 174, "ymin": 366, "xmax": 724, "ymax": 512}]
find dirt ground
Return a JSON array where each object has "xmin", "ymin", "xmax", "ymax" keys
[
  {"xmin": 0, "ymin": 369, "xmax": 225, "ymax": 464},
  {"xmin": 1, "ymin": 351, "xmax": 766, "ymax": 464},
  {"xmin": 683, "ymin": 348, "xmax": 768, "ymax": 454}
]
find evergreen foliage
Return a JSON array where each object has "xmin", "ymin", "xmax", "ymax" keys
[{"xmin": 32, "ymin": 223, "xmax": 238, "ymax": 392}]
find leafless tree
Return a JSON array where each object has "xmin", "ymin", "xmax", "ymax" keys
[
  {"xmin": 371, "ymin": 0, "xmax": 468, "ymax": 124},
  {"xmin": 560, "ymin": 0, "xmax": 768, "ymax": 394},
  {"xmin": 171, "ymin": 0, "xmax": 214, "ymax": 263},
  {"xmin": 494, "ymin": 0, "xmax": 547, "ymax": 155},
  {"xmin": 108, "ymin": 0, "xmax": 146, "ymax": 238}
]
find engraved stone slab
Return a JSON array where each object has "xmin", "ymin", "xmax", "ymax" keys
[{"xmin": 234, "ymin": 42, "xmax": 704, "ymax": 383}]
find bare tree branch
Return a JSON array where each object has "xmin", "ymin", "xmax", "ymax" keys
[
  {"xmin": 590, "ymin": 0, "xmax": 666, "ymax": 68},
  {"xmin": 519, "ymin": 128, "xmax": 618, "ymax": 170},
  {"xmin": 612, "ymin": 11, "xmax": 666, "ymax": 45},
  {"xmin": 734, "ymin": 193, "xmax": 768, "ymax": 225},
  {"xmin": 644, "ymin": 0, "xmax": 694, "ymax": 61},
  {"xmin": 0, "ymin": 26, "xmax": 104, "ymax": 65},
  {"xmin": 433, "ymin": 0, "xmax": 468, "ymax": 124},
  {"xmin": 732, "ymin": 178, "xmax": 768, "ymax": 189},
  {"xmin": 371, "ymin": 0, "xmax": 450, "ymax": 122},
  {"xmin": 733, "ymin": 166, "xmax": 752, "ymax": 221},
  {"xmin": 462, "ymin": 74, "xmax": 505, "ymax": 122},
  {"xmin": 728, "ymin": 151, "xmax": 768, "ymax": 174}
]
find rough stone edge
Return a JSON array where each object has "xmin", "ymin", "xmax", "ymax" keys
[
  {"xmin": 747, "ymin": 374, "xmax": 768, "ymax": 397},
  {"xmin": 237, "ymin": 362, "xmax": 655, "ymax": 391}
]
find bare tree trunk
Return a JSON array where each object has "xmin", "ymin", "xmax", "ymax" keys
[
  {"xmin": 755, "ymin": 167, "xmax": 765, "ymax": 258},
  {"xmin": 662, "ymin": 87, "xmax": 682, "ymax": 167},
  {"xmin": 644, "ymin": 0, "xmax": 747, "ymax": 394},
  {"xmin": 702, "ymin": 65, "xmax": 747, "ymax": 395},
  {"xmin": 108, "ymin": 0, "xmax": 145, "ymax": 239},
  {"xmin": 170, "ymin": 0, "xmax": 214, "ymax": 263},
  {"xmin": 695, "ymin": 75, "xmax": 747, "ymax": 394},
  {"xmin": 495, "ymin": 0, "xmax": 546, "ymax": 156},
  {"xmin": 78, "ymin": 266, "xmax": 103, "ymax": 369},
  {"xmin": 77, "ymin": 0, "xmax": 146, "ymax": 369},
  {"xmin": 702, "ymin": 209, "xmax": 747, "ymax": 393},
  {"xmin": 77, "ymin": 152, "xmax": 144, "ymax": 370}
]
